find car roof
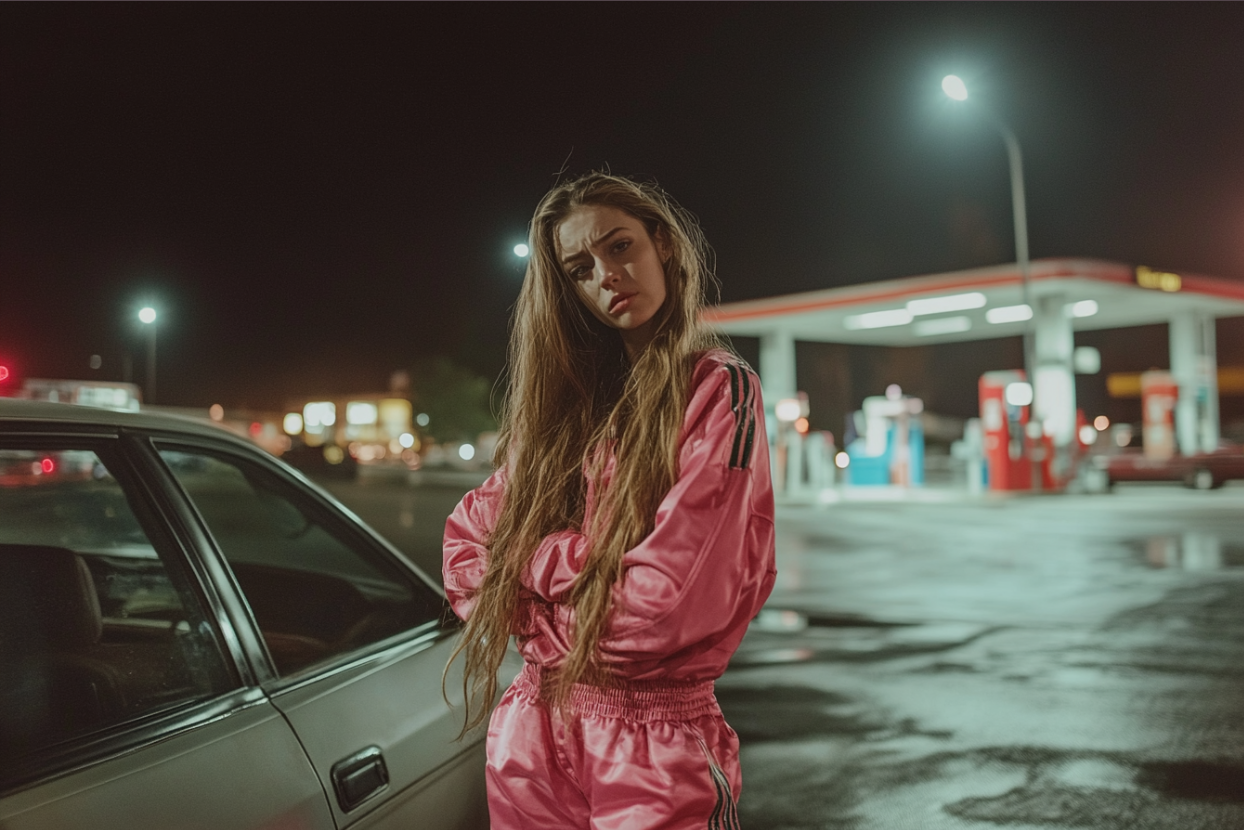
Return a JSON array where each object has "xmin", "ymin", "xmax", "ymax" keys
[{"xmin": 0, "ymin": 398, "xmax": 251, "ymax": 445}]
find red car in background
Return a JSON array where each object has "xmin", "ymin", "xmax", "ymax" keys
[{"xmin": 1093, "ymin": 444, "xmax": 1244, "ymax": 490}]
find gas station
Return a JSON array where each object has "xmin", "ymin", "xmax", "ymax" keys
[{"xmin": 705, "ymin": 257, "xmax": 1244, "ymax": 494}]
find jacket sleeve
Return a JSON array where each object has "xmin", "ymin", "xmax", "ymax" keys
[
  {"xmin": 443, "ymin": 468, "xmax": 593, "ymax": 620},
  {"xmin": 529, "ymin": 362, "xmax": 773, "ymax": 664},
  {"xmin": 442, "ymin": 467, "xmax": 508, "ymax": 621},
  {"xmin": 599, "ymin": 362, "xmax": 771, "ymax": 662}
]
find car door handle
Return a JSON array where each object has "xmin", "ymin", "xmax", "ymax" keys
[{"xmin": 331, "ymin": 745, "xmax": 390, "ymax": 812}]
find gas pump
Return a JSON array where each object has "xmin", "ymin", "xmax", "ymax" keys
[
  {"xmin": 979, "ymin": 370, "xmax": 1033, "ymax": 491},
  {"xmin": 845, "ymin": 389, "xmax": 924, "ymax": 486},
  {"xmin": 1140, "ymin": 370, "xmax": 1178, "ymax": 460}
]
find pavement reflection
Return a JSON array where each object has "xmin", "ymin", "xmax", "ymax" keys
[{"xmin": 720, "ymin": 484, "xmax": 1244, "ymax": 829}]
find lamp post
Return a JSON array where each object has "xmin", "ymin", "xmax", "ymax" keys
[
  {"xmin": 138, "ymin": 306, "xmax": 157, "ymax": 405},
  {"xmin": 942, "ymin": 75, "xmax": 1041, "ymax": 489}
]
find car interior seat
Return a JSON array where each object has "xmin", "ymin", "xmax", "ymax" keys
[{"xmin": 0, "ymin": 543, "xmax": 128, "ymax": 757}]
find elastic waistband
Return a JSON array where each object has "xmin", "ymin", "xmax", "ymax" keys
[{"xmin": 514, "ymin": 663, "xmax": 719, "ymax": 722}]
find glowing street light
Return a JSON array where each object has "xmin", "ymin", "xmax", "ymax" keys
[
  {"xmin": 138, "ymin": 306, "xmax": 158, "ymax": 404},
  {"xmin": 941, "ymin": 74, "xmax": 969, "ymax": 101},
  {"xmin": 513, "ymin": 243, "xmax": 530, "ymax": 258}
]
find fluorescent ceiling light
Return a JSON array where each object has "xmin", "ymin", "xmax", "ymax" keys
[
  {"xmin": 986, "ymin": 304, "xmax": 1033, "ymax": 324},
  {"xmin": 844, "ymin": 308, "xmax": 913, "ymax": 330},
  {"xmin": 906, "ymin": 292, "xmax": 986, "ymax": 316},
  {"xmin": 914, "ymin": 316, "xmax": 972, "ymax": 337},
  {"xmin": 1068, "ymin": 299, "xmax": 1099, "ymax": 318}
]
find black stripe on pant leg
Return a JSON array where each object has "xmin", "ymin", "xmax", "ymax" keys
[
  {"xmin": 708, "ymin": 770, "xmax": 725, "ymax": 830},
  {"xmin": 710, "ymin": 764, "xmax": 740, "ymax": 830}
]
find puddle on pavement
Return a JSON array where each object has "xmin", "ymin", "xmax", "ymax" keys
[
  {"xmin": 892, "ymin": 748, "xmax": 1244, "ymax": 827},
  {"xmin": 735, "ymin": 619, "xmax": 993, "ymax": 667},
  {"xmin": 1133, "ymin": 532, "xmax": 1244, "ymax": 570},
  {"xmin": 751, "ymin": 608, "xmax": 915, "ymax": 634},
  {"xmin": 715, "ymin": 685, "xmax": 880, "ymax": 742},
  {"xmin": 1136, "ymin": 759, "xmax": 1244, "ymax": 804}
]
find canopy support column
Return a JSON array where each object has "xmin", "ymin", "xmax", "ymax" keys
[
  {"xmin": 1032, "ymin": 294, "xmax": 1077, "ymax": 447},
  {"xmin": 1170, "ymin": 312, "xmax": 1219, "ymax": 455},
  {"xmin": 759, "ymin": 330, "xmax": 797, "ymax": 404}
]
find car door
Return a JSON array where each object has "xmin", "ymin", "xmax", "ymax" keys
[
  {"xmin": 150, "ymin": 437, "xmax": 497, "ymax": 830},
  {"xmin": 0, "ymin": 432, "xmax": 334, "ymax": 830}
]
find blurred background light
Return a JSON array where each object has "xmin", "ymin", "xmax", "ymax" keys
[
  {"xmin": 303, "ymin": 401, "xmax": 336, "ymax": 430},
  {"xmin": 346, "ymin": 401, "xmax": 378, "ymax": 426},
  {"xmin": 844, "ymin": 308, "xmax": 913, "ymax": 330},
  {"xmin": 775, "ymin": 398, "xmax": 803, "ymax": 422},
  {"xmin": 1005, "ymin": 381, "xmax": 1034, "ymax": 407},
  {"xmin": 1094, "ymin": 415, "xmax": 1110, "ymax": 431},
  {"xmin": 459, "ymin": 443, "xmax": 476, "ymax": 461},
  {"xmin": 906, "ymin": 292, "xmax": 985, "ymax": 315},
  {"xmin": 283, "ymin": 412, "xmax": 304, "ymax": 434},
  {"xmin": 513, "ymin": 243, "xmax": 530, "ymax": 258},
  {"xmin": 941, "ymin": 74, "xmax": 968, "ymax": 101},
  {"xmin": 914, "ymin": 316, "xmax": 972, "ymax": 337},
  {"xmin": 1073, "ymin": 346, "xmax": 1102, "ymax": 374},
  {"xmin": 986, "ymin": 304, "xmax": 1034, "ymax": 324},
  {"xmin": 138, "ymin": 307, "xmax": 157, "ymax": 324},
  {"xmin": 1068, "ymin": 299, "xmax": 1099, "ymax": 318}
]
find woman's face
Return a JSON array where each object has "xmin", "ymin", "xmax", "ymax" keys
[{"xmin": 556, "ymin": 204, "xmax": 670, "ymax": 357}]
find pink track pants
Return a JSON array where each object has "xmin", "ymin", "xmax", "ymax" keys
[{"xmin": 485, "ymin": 664, "xmax": 742, "ymax": 829}]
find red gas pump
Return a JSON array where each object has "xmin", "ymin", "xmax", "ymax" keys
[
  {"xmin": 979, "ymin": 370, "xmax": 1033, "ymax": 491},
  {"xmin": 1140, "ymin": 370, "xmax": 1178, "ymax": 460}
]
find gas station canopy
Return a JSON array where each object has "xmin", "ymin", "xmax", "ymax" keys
[
  {"xmin": 705, "ymin": 258, "xmax": 1244, "ymax": 457},
  {"xmin": 705, "ymin": 258, "xmax": 1244, "ymax": 347}
]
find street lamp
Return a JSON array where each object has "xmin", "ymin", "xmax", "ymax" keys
[
  {"xmin": 138, "ymin": 306, "xmax": 157, "ymax": 405},
  {"xmin": 513, "ymin": 243, "xmax": 530, "ymax": 258},
  {"xmin": 942, "ymin": 74, "xmax": 1040, "ymax": 487}
]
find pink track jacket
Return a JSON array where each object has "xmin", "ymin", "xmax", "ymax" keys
[{"xmin": 444, "ymin": 349, "xmax": 776, "ymax": 683}]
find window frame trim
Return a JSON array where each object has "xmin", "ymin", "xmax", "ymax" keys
[{"xmin": 142, "ymin": 433, "xmax": 458, "ymax": 691}]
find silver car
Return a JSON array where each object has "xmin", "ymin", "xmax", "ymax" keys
[{"xmin": 0, "ymin": 399, "xmax": 509, "ymax": 829}]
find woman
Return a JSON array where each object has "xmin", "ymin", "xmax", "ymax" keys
[{"xmin": 443, "ymin": 171, "xmax": 775, "ymax": 829}]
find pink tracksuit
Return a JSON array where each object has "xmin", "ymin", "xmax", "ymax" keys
[{"xmin": 444, "ymin": 350, "xmax": 776, "ymax": 829}]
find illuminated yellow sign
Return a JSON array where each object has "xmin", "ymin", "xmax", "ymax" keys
[{"xmin": 1135, "ymin": 265, "xmax": 1181, "ymax": 292}]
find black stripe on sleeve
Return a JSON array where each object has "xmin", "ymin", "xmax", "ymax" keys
[
  {"xmin": 733, "ymin": 367, "xmax": 756, "ymax": 470},
  {"xmin": 726, "ymin": 363, "xmax": 747, "ymax": 469},
  {"xmin": 726, "ymin": 362, "xmax": 740, "ymax": 413}
]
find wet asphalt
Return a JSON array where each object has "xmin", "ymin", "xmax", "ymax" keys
[{"xmin": 323, "ymin": 473, "xmax": 1244, "ymax": 829}]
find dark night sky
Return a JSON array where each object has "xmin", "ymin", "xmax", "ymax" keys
[{"xmin": 3, "ymin": 3, "xmax": 1243, "ymax": 412}]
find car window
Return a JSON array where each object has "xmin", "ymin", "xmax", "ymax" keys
[
  {"xmin": 0, "ymin": 446, "xmax": 236, "ymax": 768},
  {"xmin": 157, "ymin": 447, "xmax": 444, "ymax": 677}
]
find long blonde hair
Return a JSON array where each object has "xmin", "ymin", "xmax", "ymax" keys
[{"xmin": 448, "ymin": 172, "xmax": 722, "ymax": 731}]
